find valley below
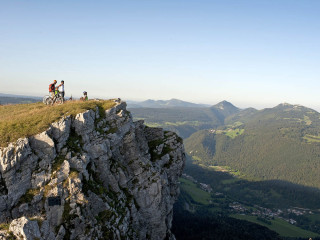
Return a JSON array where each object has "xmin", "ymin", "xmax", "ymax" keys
[
  {"xmin": 130, "ymin": 99, "xmax": 320, "ymax": 239},
  {"xmin": 174, "ymin": 160, "xmax": 320, "ymax": 239}
]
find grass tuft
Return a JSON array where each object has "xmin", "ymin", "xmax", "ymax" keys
[
  {"xmin": 0, "ymin": 223, "xmax": 10, "ymax": 230},
  {"xmin": 18, "ymin": 188, "xmax": 40, "ymax": 204}
]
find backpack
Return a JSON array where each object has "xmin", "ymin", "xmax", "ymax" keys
[{"xmin": 49, "ymin": 84, "xmax": 55, "ymax": 92}]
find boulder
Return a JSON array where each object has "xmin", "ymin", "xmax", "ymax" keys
[{"xmin": 9, "ymin": 216, "xmax": 41, "ymax": 240}]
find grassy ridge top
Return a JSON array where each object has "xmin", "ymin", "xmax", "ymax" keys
[{"xmin": 0, "ymin": 100, "xmax": 116, "ymax": 147}]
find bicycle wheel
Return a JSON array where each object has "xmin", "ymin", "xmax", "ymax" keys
[
  {"xmin": 43, "ymin": 95, "xmax": 50, "ymax": 104},
  {"xmin": 55, "ymin": 97, "xmax": 63, "ymax": 105},
  {"xmin": 46, "ymin": 97, "xmax": 53, "ymax": 105}
]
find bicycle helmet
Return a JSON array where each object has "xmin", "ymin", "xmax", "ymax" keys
[
  {"xmin": 83, "ymin": 91, "xmax": 87, "ymax": 95},
  {"xmin": 54, "ymin": 80, "xmax": 57, "ymax": 83}
]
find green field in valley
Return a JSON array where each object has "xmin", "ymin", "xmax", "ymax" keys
[
  {"xmin": 303, "ymin": 134, "xmax": 320, "ymax": 143},
  {"xmin": 232, "ymin": 214, "xmax": 320, "ymax": 238},
  {"xmin": 179, "ymin": 171, "xmax": 320, "ymax": 239},
  {"xmin": 224, "ymin": 128, "xmax": 244, "ymax": 139},
  {"xmin": 179, "ymin": 178, "xmax": 211, "ymax": 205}
]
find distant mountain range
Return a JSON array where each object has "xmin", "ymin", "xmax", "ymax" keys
[
  {"xmin": 129, "ymin": 100, "xmax": 242, "ymax": 138},
  {"xmin": 0, "ymin": 93, "xmax": 41, "ymax": 105},
  {"xmin": 127, "ymin": 98, "xmax": 211, "ymax": 108},
  {"xmin": 1, "ymin": 94, "xmax": 211, "ymax": 108},
  {"xmin": 0, "ymin": 93, "xmax": 41, "ymax": 99}
]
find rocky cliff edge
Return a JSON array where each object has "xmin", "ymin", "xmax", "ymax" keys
[{"xmin": 0, "ymin": 99, "xmax": 185, "ymax": 240}]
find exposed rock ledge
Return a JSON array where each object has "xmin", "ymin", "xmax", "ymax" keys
[{"xmin": 0, "ymin": 99, "xmax": 185, "ymax": 240}]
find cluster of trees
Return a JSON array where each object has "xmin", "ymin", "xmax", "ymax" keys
[{"xmin": 294, "ymin": 214, "xmax": 320, "ymax": 234}]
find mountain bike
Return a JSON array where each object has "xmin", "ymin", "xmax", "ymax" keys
[{"xmin": 43, "ymin": 92, "xmax": 64, "ymax": 105}]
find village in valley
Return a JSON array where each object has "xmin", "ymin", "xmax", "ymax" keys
[
  {"xmin": 181, "ymin": 173, "xmax": 318, "ymax": 226},
  {"xmin": 228, "ymin": 202, "xmax": 316, "ymax": 225}
]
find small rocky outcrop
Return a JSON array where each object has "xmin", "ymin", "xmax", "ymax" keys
[{"xmin": 0, "ymin": 99, "xmax": 185, "ymax": 240}]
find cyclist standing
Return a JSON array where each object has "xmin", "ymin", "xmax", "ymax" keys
[
  {"xmin": 49, "ymin": 80, "xmax": 57, "ymax": 98},
  {"xmin": 58, "ymin": 80, "xmax": 65, "ymax": 102}
]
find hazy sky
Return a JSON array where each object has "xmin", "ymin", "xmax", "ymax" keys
[{"xmin": 1, "ymin": 0, "xmax": 320, "ymax": 110}]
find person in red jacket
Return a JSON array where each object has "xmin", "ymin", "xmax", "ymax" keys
[{"xmin": 49, "ymin": 80, "xmax": 57, "ymax": 98}]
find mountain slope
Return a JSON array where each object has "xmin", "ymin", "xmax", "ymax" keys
[
  {"xmin": 211, "ymin": 100, "xmax": 240, "ymax": 117},
  {"xmin": 185, "ymin": 103, "xmax": 320, "ymax": 188}
]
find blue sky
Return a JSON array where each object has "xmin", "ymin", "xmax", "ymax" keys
[{"xmin": 1, "ymin": 0, "xmax": 320, "ymax": 110}]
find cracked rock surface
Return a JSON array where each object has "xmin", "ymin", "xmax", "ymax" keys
[{"xmin": 0, "ymin": 99, "xmax": 185, "ymax": 240}]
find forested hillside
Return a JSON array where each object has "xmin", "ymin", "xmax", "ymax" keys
[
  {"xmin": 130, "ymin": 100, "xmax": 320, "ymax": 237},
  {"xmin": 186, "ymin": 103, "xmax": 320, "ymax": 188}
]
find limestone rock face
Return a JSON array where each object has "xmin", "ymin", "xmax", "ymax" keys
[
  {"xmin": 9, "ymin": 216, "xmax": 41, "ymax": 240},
  {"xmin": 0, "ymin": 99, "xmax": 185, "ymax": 240}
]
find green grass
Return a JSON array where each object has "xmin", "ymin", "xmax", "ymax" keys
[
  {"xmin": 191, "ymin": 156, "xmax": 202, "ymax": 162},
  {"xmin": 179, "ymin": 178, "xmax": 211, "ymax": 205},
  {"xmin": 0, "ymin": 223, "xmax": 10, "ymax": 230},
  {"xmin": 215, "ymin": 128, "xmax": 244, "ymax": 139},
  {"xmin": 164, "ymin": 121, "xmax": 201, "ymax": 127},
  {"xmin": 208, "ymin": 166, "xmax": 228, "ymax": 172},
  {"xmin": 0, "ymin": 100, "xmax": 116, "ymax": 147},
  {"xmin": 18, "ymin": 188, "xmax": 40, "ymax": 204},
  {"xmin": 307, "ymin": 213, "xmax": 320, "ymax": 223},
  {"xmin": 224, "ymin": 128, "xmax": 244, "ymax": 139},
  {"xmin": 303, "ymin": 134, "xmax": 320, "ymax": 143},
  {"xmin": 145, "ymin": 121, "xmax": 201, "ymax": 128},
  {"xmin": 304, "ymin": 115, "xmax": 312, "ymax": 125},
  {"xmin": 226, "ymin": 121, "xmax": 243, "ymax": 128},
  {"xmin": 209, "ymin": 165, "xmax": 252, "ymax": 182},
  {"xmin": 144, "ymin": 122, "xmax": 163, "ymax": 127},
  {"xmin": 232, "ymin": 214, "xmax": 319, "ymax": 238},
  {"xmin": 233, "ymin": 121, "xmax": 244, "ymax": 127}
]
